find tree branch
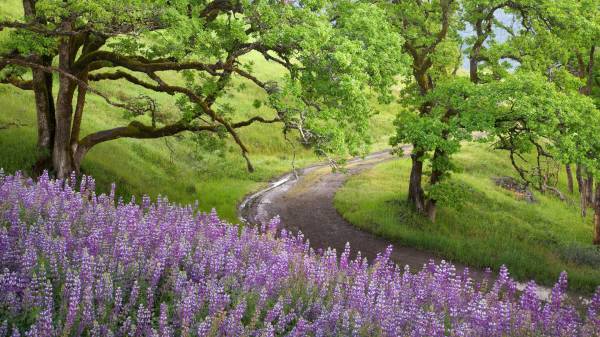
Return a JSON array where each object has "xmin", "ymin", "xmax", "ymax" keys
[
  {"xmin": 89, "ymin": 70, "xmax": 162, "ymax": 92},
  {"xmin": 73, "ymin": 51, "xmax": 224, "ymax": 74},
  {"xmin": 231, "ymin": 115, "xmax": 281, "ymax": 128},
  {"xmin": 426, "ymin": 0, "xmax": 454, "ymax": 55},
  {"xmin": 79, "ymin": 120, "xmax": 218, "ymax": 147},
  {"xmin": 0, "ymin": 20, "xmax": 84, "ymax": 36},
  {"xmin": 0, "ymin": 76, "xmax": 33, "ymax": 90},
  {"xmin": 200, "ymin": 0, "xmax": 244, "ymax": 22}
]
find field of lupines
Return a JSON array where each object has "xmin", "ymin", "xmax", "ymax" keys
[{"xmin": 1, "ymin": 171, "xmax": 600, "ymax": 336}]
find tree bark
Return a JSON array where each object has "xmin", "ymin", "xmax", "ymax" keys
[
  {"xmin": 593, "ymin": 183, "xmax": 600, "ymax": 245},
  {"xmin": 405, "ymin": 67, "xmax": 432, "ymax": 214},
  {"xmin": 53, "ymin": 32, "xmax": 78, "ymax": 179},
  {"xmin": 30, "ymin": 67, "xmax": 56, "ymax": 176},
  {"xmin": 22, "ymin": 0, "xmax": 57, "ymax": 175},
  {"xmin": 576, "ymin": 165, "xmax": 584, "ymax": 193},
  {"xmin": 32, "ymin": 63, "xmax": 55, "ymax": 150},
  {"xmin": 587, "ymin": 173, "xmax": 594, "ymax": 205},
  {"xmin": 408, "ymin": 149, "xmax": 426, "ymax": 214},
  {"xmin": 70, "ymin": 73, "xmax": 87, "ymax": 150},
  {"xmin": 577, "ymin": 164, "xmax": 587, "ymax": 217},
  {"xmin": 425, "ymin": 199, "xmax": 437, "ymax": 222},
  {"xmin": 53, "ymin": 79, "xmax": 77, "ymax": 178},
  {"xmin": 469, "ymin": 53, "xmax": 480, "ymax": 83},
  {"xmin": 565, "ymin": 164, "xmax": 574, "ymax": 194},
  {"xmin": 405, "ymin": 66, "xmax": 430, "ymax": 215},
  {"xmin": 425, "ymin": 147, "xmax": 447, "ymax": 223},
  {"xmin": 469, "ymin": 28, "xmax": 486, "ymax": 84}
]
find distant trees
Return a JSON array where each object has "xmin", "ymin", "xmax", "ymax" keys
[
  {"xmin": 491, "ymin": 1, "xmax": 600, "ymax": 243},
  {"xmin": 0, "ymin": 0, "xmax": 405, "ymax": 178},
  {"xmin": 379, "ymin": 0, "xmax": 600, "ymax": 242}
]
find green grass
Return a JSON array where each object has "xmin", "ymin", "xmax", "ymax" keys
[
  {"xmin": 334, "ymin": 142, "xmax": 600, "ymax": 293},
  {"xmin": 0, "ymin": 65, "xmax": 318, "ymax": 222},
  {"xmin": 0, "ymin": 0, "xmax": 396, "ymax": 222},
  {"xmin": 0, "ymin": 58, "xmax": 395, "ymax": 222}
]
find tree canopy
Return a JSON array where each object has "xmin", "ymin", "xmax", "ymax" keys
[
  {"xmin": 0, "ymin": 0, "xmax": 406, "ymax": 178},
  {"xmin": 380, "ymin": 0, "xmax": 600, "ymax": 226}
]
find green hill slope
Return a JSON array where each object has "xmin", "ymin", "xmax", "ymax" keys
[
  {"xmin": 335, "ymin": 142, "xmax": 600, "ymax": 293},
  {"xmin": 0, "ymin": 58, "xmax": 309, "ymax": 222},
  {"xmin": 0, "ymin": 0, "xmax": 396, "ymax": 221}
]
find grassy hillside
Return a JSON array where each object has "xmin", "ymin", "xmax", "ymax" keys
[
  {"xmin": 0, "ymin": 65, "xmax": 396, "ymax": 222},
  {"xmin": 335, "ymin": 142, "xmax": 600, "ymax": 293},
  {"xmin": 0, "ymin": 1, "xmax": 396, "ymax": 222}
]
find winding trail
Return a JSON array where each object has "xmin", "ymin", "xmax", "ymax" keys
[
  {"xmin": 239, "ymin": 147, "xmax": 472, "ymax": 272},
  {"xmin": 238, "ymin": 149, "xmax": 552, "ymax": 299}
]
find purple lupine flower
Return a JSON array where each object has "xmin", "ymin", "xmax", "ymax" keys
[
  {"xmin": 197, "ymin": 317, "xmax": 212, "ymax": 336},
  {"xmin": 221, "ymin": 299, "xmax": 247, "ymax": 336},
  {"xmin": 33, "ymin": 308, "xmax": 53, "ymax": 337},
  {"xmin": 158, "ymin": 302, "xmax": 172, "ymax": 337},
  {"xmin": 63, "ymin": 270, "xmax": 81, "ymax": 333},
  {"xmin": 77, "ymin": 285, "xmax": 94, "ymax": 335},
  {"xmin": 113, "ymin": 286, "xmax": 123, "ymax": 318},
  {"xmin": 135, "ymin": 303, "xmax": 152, "ymax": 336},
  {"xmin": 2, "ymin": 171, "xmax": 600, "ymax": 336}
]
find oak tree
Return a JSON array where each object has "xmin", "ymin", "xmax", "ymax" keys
[{"xmin": 0, "ymin": 0, "xmax": 405, "ymax": 178}]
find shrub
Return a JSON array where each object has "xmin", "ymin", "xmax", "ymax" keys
[
  {"xmin": 561, "ymin": 244, "xmax": 600, "ymax": 268},
  {"xmin": 1, "ymin": 171, "xmax": 600, "ymax": 336}
]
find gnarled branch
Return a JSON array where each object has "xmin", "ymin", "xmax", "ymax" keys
[{"xmin": 0, "ymin": 76, "xmax": 33, "ymax": 90}]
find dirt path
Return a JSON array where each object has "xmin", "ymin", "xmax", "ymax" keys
[
  {"xmin": 238, "ymin": 149, "xmax": 552, "ymax": 299},
  {"xmin": 239, "ymin": 148, "xmax": 473, "ymax": 272}
]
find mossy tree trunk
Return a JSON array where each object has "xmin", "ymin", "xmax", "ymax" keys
[
  {"xmin": 565, "ymin": 164, "xmax": 574, "ymax": 194},
  {"xmin": 577, "ymin": 165, "xmax": 587, "ymax": 217},
  {"xmin": 593, "ymin": 183, "xmax": 600, "ymax": 245}
]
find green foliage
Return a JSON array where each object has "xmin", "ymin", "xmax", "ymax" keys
[
  {"xmin": 473, "ymin": 71, "xmax": 600, "ymax": 184},
  {"xmin": 386, "ymin": 0, "xmax": 600, "ymax": 206},
  {"xmin": 392, "ymin": 77, "xmax": 478, "ymax": 156},
  {"xmin": 426, "ymin": 179, "xmax": 470, "ymax": 208},
  {"xmin": 0, "ymin": 0, "xmax": 408, "ymax": 175}
]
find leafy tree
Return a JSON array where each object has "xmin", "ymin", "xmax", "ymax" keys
[
  {"xmin": 380, "ymin": 0, "xmax": 464, "ymax": 221},
  {"xmin": 474, "ymin": 72, "xmax": 598, "ymax": 191},
  {"xmin": 381, "ymin": 0, "xmax": 600, "ymax": 232},
  {"xmin": 545, "ymin": 1, "xmax": 599, "ymax": 214},
  {"xmin": 461, "ymin": 0, "xmax": 534, "ymax": 83},
  {"xmin": 0, "ymin": 0, "xmax": 405, "ymax": 178},
  {"xmin": 489, "ymin": 0, "xmax": 600, "ymax": 242}
]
